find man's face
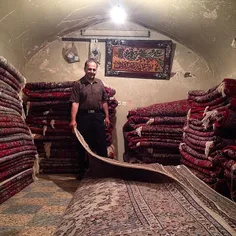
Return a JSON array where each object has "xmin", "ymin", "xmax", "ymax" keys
[{"xmin": 85, "ymin": 62, "xmax": 97, "ymax": 80}]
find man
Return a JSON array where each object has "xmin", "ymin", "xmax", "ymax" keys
[{"xmin": 69, "ymin": 58, "xmax": 110, "ymax": 179}]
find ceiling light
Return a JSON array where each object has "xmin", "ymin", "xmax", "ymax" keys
[{"xmin": 110, "ymin": 5, "xmax": 127, "ymax": 24}]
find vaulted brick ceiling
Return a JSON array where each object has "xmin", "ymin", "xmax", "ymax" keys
[{"xmin": 0, "ymin": 0, "xmax": 235, "ymax": 80}]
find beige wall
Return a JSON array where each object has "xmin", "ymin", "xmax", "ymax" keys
[
  {"xmin": 0, "ymin": 38, "xmax": 25, "ymax": 71},
  {"xmin": 23, "ymin": 22, "xmax": 216, "ymax": 161}
]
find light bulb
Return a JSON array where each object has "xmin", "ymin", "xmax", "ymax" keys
[{"xmin": 110, "ymin": 5, "xmax": 127, "ymax": 24}]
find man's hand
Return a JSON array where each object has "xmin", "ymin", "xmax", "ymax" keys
[
  {"xmin": 69, "ymin": 120, "xmax": 77, "ymax": 129},
  {"xmin": 70, "ymin": 102, "xmax": 79, "ymax": 130},
  {"xmin": 104, "ymin": 117, "xmax": 110, "ymax": 127}
]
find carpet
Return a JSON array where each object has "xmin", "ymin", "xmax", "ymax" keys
[{"xmin": 53, "ymin": 128, "xmax": 236, "ymax": 235}]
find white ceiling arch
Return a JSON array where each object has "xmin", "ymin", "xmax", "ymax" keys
[{"xmin": 0, "ymin": 0, "xmax": 235, "ymax": 80}]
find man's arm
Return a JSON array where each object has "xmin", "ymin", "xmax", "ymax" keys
[
  {"xmin": 102, "ymin": 102, "xmax": 110, "ymax": 127},
  {"xmin": 69, "ymin": 102, "xmax": 79, "ymax": 128}
]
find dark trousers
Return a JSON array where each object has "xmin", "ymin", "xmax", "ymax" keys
[{"xmin": 76, "ymin": 112, "xmax": 107, "ymax": 172}]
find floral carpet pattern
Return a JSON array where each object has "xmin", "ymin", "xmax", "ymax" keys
[
  {"xmin": 54, "ymin": 128, "xmax": 236, "ymax": 236},
  {"xmin": 54, "ymin": 176, "xmax": 235, "ymax": 236}
]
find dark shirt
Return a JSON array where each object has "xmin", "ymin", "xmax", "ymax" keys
[{"xmin": 70, "ymin": 76, "xmax": 108, "ymax": 110}]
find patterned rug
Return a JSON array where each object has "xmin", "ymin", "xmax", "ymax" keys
[{"xmin": 54, "ymin": 129, "xmax": 236, "ymax": 236}]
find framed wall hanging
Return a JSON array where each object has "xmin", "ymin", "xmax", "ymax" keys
[{"xmin": 105, "ymin": 39, "xmax": 173, "ymax": 80}]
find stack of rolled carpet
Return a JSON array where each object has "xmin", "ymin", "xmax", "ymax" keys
[
  {"xmin": 104, "ymin": 85, "xmax": 118, "ymax": 159},
  {"xmin": 0, "ymin": 57, "xmax": 38, "ymax": 204},
  {"xmin": 23, "ymin": 81, "xmax": 79, "ymax": 174},
  {"xmin": 123, "ymin": 99, "xmax": 190, "ymax": 164},
  {"xmin": 180, "ymin": 78, "xmax": 236, "ymax": 196},
  {"xmin": 200, "ymin": 78, "xmax": 236, "ymax": 199},
  {"xmin": 220, "ymin": 146, "xmax": 236, "ymax": 201},
  {"xmin": 23, "ymin": 81, "xmax": 118, "ymax": 174}
]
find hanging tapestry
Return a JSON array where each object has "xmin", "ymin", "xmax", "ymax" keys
[{"xmin": 105, "ymin": 39, "xmax": 173, "ymax": 79}]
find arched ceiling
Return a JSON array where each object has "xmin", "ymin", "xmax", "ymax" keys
[{"xmin": 0, "ymin": 0, "xmax": 236, "ymax": 80}]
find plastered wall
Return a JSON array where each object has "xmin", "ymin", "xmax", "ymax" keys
[
  {"xmin": 23, "ymin": 22, "xmax": 216, "ymax": 161},
  {"xmin": 1, "ymin": 0, "xmax": 236, "ymax": 82}
]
